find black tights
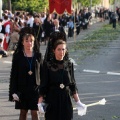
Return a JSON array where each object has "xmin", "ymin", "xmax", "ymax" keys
[{"xmin": 19, "ymin": 109, "xmax": 38, "ymax": 120}]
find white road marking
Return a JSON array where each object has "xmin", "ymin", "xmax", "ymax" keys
[
  {"xmin": 0, "ymin": 73, "xmax": 10, "ymax": 74},
  {"xmin": 3, "ymin": 61, "xmax": 12, "ymax": 64},
  {"xmin": 83, "ymin": 69, "xmax": 100, "ymax": 73},
  {"xmin": 83, "ymin": 69, "xmax": 120, "ymax": 76},
  {"xmin": 107, "ymin": 72, "xmax": 120, "ymax": 75},
  {"xmin": 0, "ymin": 75, "xmax": 9, "ymax": 78},
  {"xmin": 0, "ymin": 68, "xmax": 10, "ymax": 70}
]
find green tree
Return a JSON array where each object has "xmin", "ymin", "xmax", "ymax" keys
[
  {"xmin": 109, "ymin": 0, "xmax": 114, "ymax": 5},
  {"xmin": 74, "ymin": 0, "xmax": 101, "ymax": 7},
  {"xmin": 12, "ymin": 0, "xmax": 48, "ymax": 12}
]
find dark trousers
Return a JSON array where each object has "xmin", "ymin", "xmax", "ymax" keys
[
  {"xmin": 68, "ymin": 27, "xmax": 74, "ymax": 37},
  {"xmin": 112, "ymin": 19, "xmax": 116, "ymax": 28},
  {"xmin": 76, "ymin": 25, "xmax": 80, "ymax": 35}
]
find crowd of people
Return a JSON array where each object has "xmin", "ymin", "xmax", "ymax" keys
[
  {"xmin": 0, "ymin": 8, "xmax": 93, "ymax": 57},
  {"xmin": 1, "ymin": 6, "xmax": 120, "ymax": 57},
  {"xmin": 95, "ymin": 6, "xmax": 120, "ymax": 29}
]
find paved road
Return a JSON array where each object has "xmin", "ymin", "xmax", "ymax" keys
[
  {"xmin": 1, "ymin": 19, "xmax": 117, "ymax": 120},
  {"xmin": 73, "ymin": 38, "xmax": 120, "ymax": 120}
]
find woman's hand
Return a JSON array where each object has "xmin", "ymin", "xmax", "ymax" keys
[
  {"xmin": 38, "ymin": 96, "xmax": 43, "ymax": 103},
  {"xmin": 12, "ymin": 93, "xmax": 19, "ymax": 101},
  {"xmin": 76, "ymin": 100, "xmax": 87, "ymax": 116},
  {"xmin": 38, "ymin": 97, "xmax": 45, "ymax": 113},
  {"xmin": 37, "ymin": 103, "xmax": 45, "ymax": 113}
]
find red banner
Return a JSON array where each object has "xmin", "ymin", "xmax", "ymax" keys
[{"xmin": 49, "ymin": 0, "xmax": 71, "ymax": 14}]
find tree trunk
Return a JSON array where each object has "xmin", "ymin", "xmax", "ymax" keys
[{"xmin": 8, "ymin": 0, "xmax": 11, "ymax": 11}]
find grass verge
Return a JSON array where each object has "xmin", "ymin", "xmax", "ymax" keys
[{"xmin": 68, "ymin": 24, "xmax": 120, "ymax": 64}]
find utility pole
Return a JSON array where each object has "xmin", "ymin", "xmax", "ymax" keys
[{"xmin": 0, "ymin": 0, "xmax": 2, "ymax": 18}]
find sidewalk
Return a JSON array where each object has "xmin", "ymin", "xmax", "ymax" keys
[{"xmin": 0, "ymin": 18, "xmax": 109, "ymax": 120}]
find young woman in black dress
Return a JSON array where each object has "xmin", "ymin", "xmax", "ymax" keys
[
  {"xmin": 38, "ymin": 31, "xmax": 87, "ymax": 120},
  {"xmin": 9, "ymin": 27, "xmax": 43, "ymax": 120}
]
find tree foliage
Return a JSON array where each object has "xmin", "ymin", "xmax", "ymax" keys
[
  {"xmin": 109, "ymin": 0, "xmax": 114, "ymax": 5},
  {"xmin": 73, "ymin": 0, "xmax": 101, "ymax": 7},
  {"xmin": 11, "ymin": 0, "xmax": 48, "ymax": 12}
]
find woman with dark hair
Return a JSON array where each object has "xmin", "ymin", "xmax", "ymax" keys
[
  {"xmin": 9, "ymin": 27, "xmax": 43, "ymax": 120},
  {"xmin": 38, "ymin": 31, "xmax": 87, "ymax": 120}
]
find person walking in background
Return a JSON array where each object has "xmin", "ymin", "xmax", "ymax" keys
[
  {"xmin": 43, "ymin": 14, "xmax": 54, "ymax": 45},
  {"xmin": 33, "ymin": 17, "xmax": 43, "ymax": 44},
  {"xmin": 9, "ymin": 27, "xmax": 43, "ymax": 120},
  {"xmin": 53, "ymin": 19, "xmax": 66, "ymax": 36},
  {"xmin": 111, "ymin": 12, "xmax": 117, "ymax": 29},
  {"xmin": 27, "ymin": 12, "xmax": 34, "ymax": 27},
  {"xmin": 67, "ymin": 18, "xmax": 74, "ymax": 38},
  {"xmin": 38, "ymin": 31, "xmax": 87, "ymax": 120}
]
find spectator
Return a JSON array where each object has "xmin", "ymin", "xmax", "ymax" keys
[
  {"xmin": 27, "ymin": 12, "xmax": 34, "ymax": 27},
  {"xmin": 0, "ymin": 39, "xmax": 8, "ymax": 57}
]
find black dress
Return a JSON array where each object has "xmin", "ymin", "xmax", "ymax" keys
[
  {"xmin": 40, "ymin": 59, "xmax": 78, "ymax": 120},
  {"xmin": 15, "ymin": 56, "xmax": 39, "ymax": 110},
  {"xmin": 9, "ymin": 51, "xmax": 43, "ymax": 110}
]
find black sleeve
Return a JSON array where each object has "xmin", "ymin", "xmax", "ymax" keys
[
  {"xmin": 39, "ymin": 62, "xmax": 49, "ymax": 97},
  {"xmin": 68, "ymin": 62, "xmax": 78, "ymax": 95},
  {"xmin": 9, "ymin": 53, "xmax": 19, "ymax": 101}
]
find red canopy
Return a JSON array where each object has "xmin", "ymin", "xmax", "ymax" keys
[{"xmin": 49, "ymin": 0, "xmax": 72, "ymax": 14}]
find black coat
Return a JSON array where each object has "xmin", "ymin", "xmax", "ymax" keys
[
  {"xmin": 33, "ymin": 23, "xmax": 43, "ymax": 41},
  {"xmin": 9, "ymin": 51, "xmax": 43, "ymax": 101},
  {"xmin": 52, "ymin": 26, "xmax": 65, "ymax": 33},
  {"xmin": 43, "ymin": 20, "xmax": 54, "ymax": 37}
]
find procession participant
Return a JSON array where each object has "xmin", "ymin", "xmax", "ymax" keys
[
  {"xmin": 9, "ymin": 27, "xmax": 43, "ymax": 120},
  {"xmin": 38, "ymin": 31, "xmax": 87, "ymax": 120}
]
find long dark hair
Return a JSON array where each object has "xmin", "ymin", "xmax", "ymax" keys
[
  {"xmin": 14, "ymin": 27, "xmax": 40, "ymax": 54},
  {"xmin": 44, "ymin": 31, "xmax": 69, "ymax": 63}
]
